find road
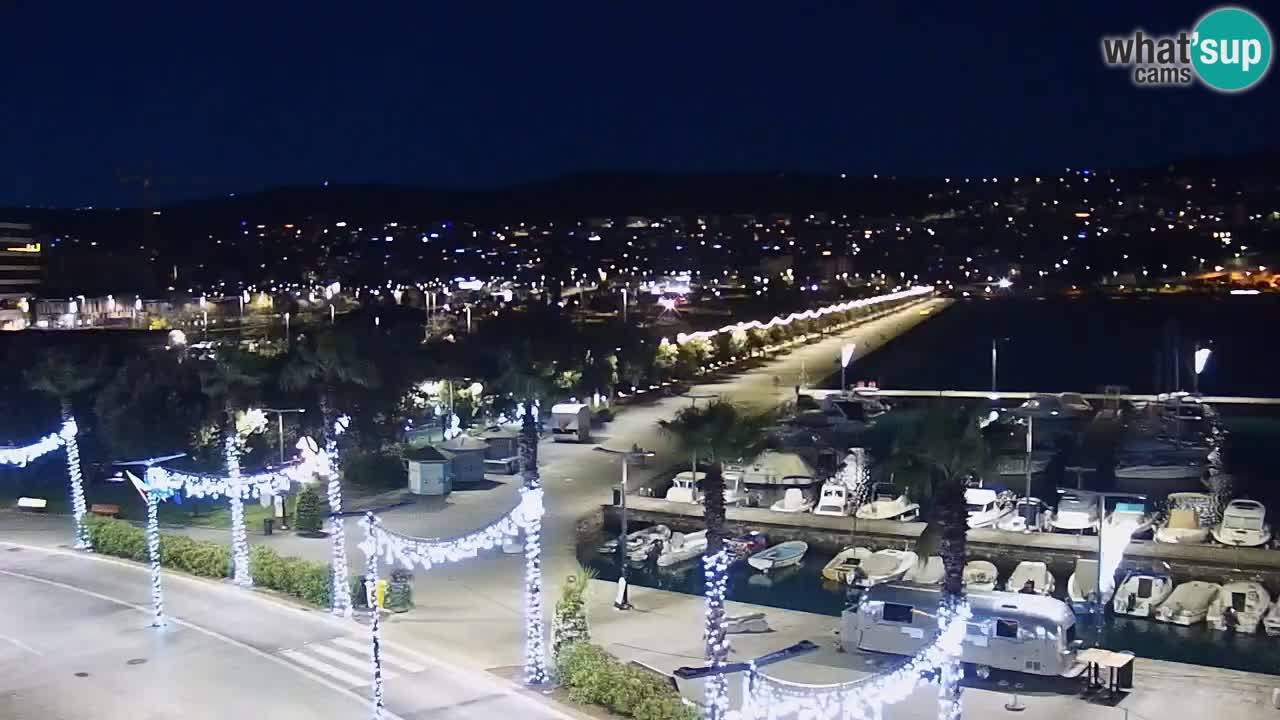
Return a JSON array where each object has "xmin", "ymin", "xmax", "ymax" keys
[{"xmin": 0, "ymin": 543, "xmax": 572, "ymax": 720}]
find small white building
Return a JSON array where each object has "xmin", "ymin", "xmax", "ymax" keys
[
  {"xmin": 440, "ymin": 436, "xmax": 488, "ymax": 484},
  {"xmin": 404, "ymin": 446, "xmax": 454, "ymax": 496},
  {"xmin": 551, "ymin": 403, "xmax": 591, "ymax": 443}
]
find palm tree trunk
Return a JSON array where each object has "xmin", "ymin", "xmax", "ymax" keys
[
  {"xmin": 225, "ymin": 401, "xmax": 252, "ymax": 587},
  {"xmin": 519, "ymin": 398, "xmax": 548, "ymax": 683},
  {"xmin": 321, "ymin": 389, "xmax": 352, "ymax": 616},
  {"xmin": 60, "ymin": 399, "xmax": 90, "ymax": 551},
  {"xmin": 702, "ymin": 460, "xmax": 730, "ymax": 720},
  {"xmin": 937, "ymin": 474, "xmax": 968, "ymax": 720}
]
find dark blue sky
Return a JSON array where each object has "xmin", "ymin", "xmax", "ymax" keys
[{"xmin": 2, "ymin": 2, "xmax": 1277, "ymax": 206}]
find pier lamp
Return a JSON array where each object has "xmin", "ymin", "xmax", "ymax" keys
[{"xmin": 594, "ymin": 444, "xmax": 655, "ymax": 610}]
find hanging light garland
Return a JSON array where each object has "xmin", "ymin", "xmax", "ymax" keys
[
  {"xmin": 2, "ymin": 419, "xmax": 91, "ymax": 551},
  {"xmin": 0, "ymin": 424, "xmax": 68, "ymax": 467},
  {"xmin": 676, "ymin": 286, "xmax": 933, "ymax": 345},
  {"xmin": 736, "ymin": 601, "xmax": 971, "ymax": 720},
  {"xmin": 358, "ymin": 485, "xmax": 545, "ymax": 717}
]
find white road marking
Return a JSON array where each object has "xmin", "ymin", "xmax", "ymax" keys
[
  {"xmin": 331, "ymin": 635, "xmax": 426, "ymax": 673},
  {"xmin": 281, "ymin": 648, "xmax": 370, "ymax": 687},
  {"xmin": 0, "ymin": 632, "xmax": 42, "ymax": 655},
  {"xmin": 306, "ymin": 641, "xmax": 399, "ymax": 679}
]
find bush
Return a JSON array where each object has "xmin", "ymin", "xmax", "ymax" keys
[
  {"xmin": 553, "ymin": 567, "xmax": 594, "ymax": 661},
  {"xmin": 85, "ymin": 517, "xmax": 362, "ymax": 609},
  {"xmin": 556, "ymin": 644, "xmax": 697, "ymax": 720},
  {"xmin": 384, "ymin": 567, "xmax": 414, "ymax": 612},
  {"xmin": 294, "ymin": 484, "xmax": 324, "ymax": 535},
  {"xmin": 342, "ymin": 450, "xmax": 405, "ymax": 490}
]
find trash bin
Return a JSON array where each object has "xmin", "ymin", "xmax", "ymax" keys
[{"xmin": 263, "ymin": 518, "xmax": 274, "ymax": 536}]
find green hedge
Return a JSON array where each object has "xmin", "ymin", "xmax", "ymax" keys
[
  {"xmin": 83, "ymin": 516, "xmax": 388, "ymax": 610},
  {"xmin": 557, "ymin": 644, "xmax": 699, "ymax": 720}
]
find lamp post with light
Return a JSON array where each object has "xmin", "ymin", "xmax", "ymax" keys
[{"xmin": 594, "ymin": 445, "xmax": 655, "ymax": 610}]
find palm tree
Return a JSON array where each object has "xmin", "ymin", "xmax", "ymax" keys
[
  {"xmin": 27, "ymin": 350, "xmax": 98, "ymax": 550},
  {"xmin": 198, "ymin": 346, "xmax": 266, "ymax": 587},
  {"xmin": 280, "ymin": 328, "xmax": 379, "ymax": 615},
  {"xmin": 659, "ymin": 401, "xmax": 772, "ymax": 720},
  {"xmin": 519, "ymin": 397, "xmax": 548, "ymax": 683},
  {"xmin": 881, "ymin": 402, "xmax": 989, "ymax": 720}
]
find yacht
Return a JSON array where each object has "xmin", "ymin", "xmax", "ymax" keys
[
  {"xmin": 1154, "ymin": 492, "xmax": 1214, "ymax": 544},
  {"xmin": 1114, "ymin": 456, "xmax": 1206, "ymax": 481},
  {"xmin": 770, "ymin": 487, "xmax": 814, "ymax": 514},
  {"xmin": 1112, "ymin": 572, "xmax": 1174, "ymax": 618},
  {"xmin": 1207, "ymin": 581, "xmax": 1272, "ymax": 633},
  {"xmin": 847, "ymin": 549, "xmax": 918, "ymax": 588},
  {"xmin": 1212, "ymin": 500, "xmax": 1272, "ymax": 547},
  {"xmin": 963, "ymin": 560, "xmax": 999, "ymax": 591},
  {"xmin": 1155, "ymin": 581, "xmax": 1221, "ymax": 626},
  {"xmin": 813, "ymin": 481, "xmax": 856, "ymax": 517},
  {"xmin": 654, "ymin": 530, "xmax": 708, "ymax": 568},
  {"xmin": 966, "ymin": 488, "xmax": 1012, "ymax": 528},
  {"xmin": 1066, "ymin": 558, "xmax": 1113, "ymax": 611},
  {"xmin": 902, "ymin": 555, "xmax": 945, "ymax": 586},
  {"xmin": 664, "ymin": 471, "xmax": 704, "ymax": 504},
  {"xmin": 996, "ymin": 497, "xmax": 1053, "ymax": 533},
  {"xmin": 819, "ymin": 391, "xmax": 890, "ymax": 421},
  {"xmin": 725, "ymin": 451, "xmax": 819, "ymax": 492},
  {"xmin": 1003, "ymin": 561, "xmax": 1055, "ymax": 595},
  {"xmin": 1050, "ymin": 490, "xmax": 1100, "ymax": 533},
  {"xmin": 855, "ymin": 483, "xmax": 921, "ymax": 522}
]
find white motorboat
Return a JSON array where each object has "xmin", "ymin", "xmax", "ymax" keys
[
  {"xmin": 1103, "ymin": 501, "xmax": 1154, "ymax": 538},
  {"xmin": 855, "ymin": 482, "xmax": 921, "ymax": 521},
  {"xmin": 599, "ymin": 525, "xmax": 671, "ymax": 556},
  {"xmin": 654, "ymin": 530, "xmax": 708, "ymax": 568},
  {"xmin": 996, "ymin": 497, "xmax": 1053, "ymax": 533},
  {"xmin": 1264, "ymin": 598, "xmax": 1280, "ymax": 637},
  {"xmin": 1212, "ymin": 500, "xmax": 1272, "ymax": 547},
  {"xmin": 903, "ymin": 555, "xmax": 945, "ymax": 586},
  {"xmin": 1114, "ymin": 459, "xmax": 1206, "ymax": 481},
  {"xmin": 1003, "ymin": 561, "xmax": 1055, "ymax": 595},
  {"xmin": 1066, "ymin": 558, "xmax": 1113, "ymax": 611},
  {"xmin": 848, "ymin": 549, "xmax": 919, "ymax": 588},
  {"xmin": 963, "ymin": 560, "xmax": 998, "ymax": 591},
  {"xmin": 966, "ymin": 488, "xmax": 1012, "ymax": 528},
  {"xmin": 1050, "ymin": 490, "xmax": 1100, "ymax": 533},
  {"xmin": 725, "ymin": 451, "xmax": 819, "ymax": 490},
  {"xmin": 1207, "ymin": 581, "xmax": 1272, "ymax": 633},
  {"xmin": 664, "ymin": 472, "xmax": 704, "ymax": 504},
  {"xmin": 822, "ymin": 547, "xmax": 872, "ymax": 583},
  {"xmin": 1010, "ymin": 393, "xmax": 1093, "ymax": 419},
  {"xmin": 813, "ymin": 481, "xmax": 856, "ymax": 517},
  {"xmin": 1154, "ymin": 492, "xmax": 1213, "ymax": 544},
  {"xmin": 747, "ymin": 540, "xmax": 809, "ymax": 572},
  {"xmin": 770, "ymin": 488, "xmax": 814, "ymax": 514},
  {"xmin": 1112, "ymin": 572, "xmax": 1174, "ymax": 618},
  {"xmin": 1155, "ymin": 581, "xmax": 1221, "ymax": 626}
]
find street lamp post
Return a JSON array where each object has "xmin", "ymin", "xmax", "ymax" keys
[
  {"xmin": 990, "ymin": 337, "xmax": 1010, "ymax": 394},
  {"xmin": 263, "ymin": 408, "xmax": 306, "ymax": 464},
  {"xmin": 594, "ymin": 445, "xmax": 655, "ymax": 610}
]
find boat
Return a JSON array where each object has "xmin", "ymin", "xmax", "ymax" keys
[
  {"xmin": 1154, "ymin": 492, "xmax": 1214, "ymax": 544},
  {"xmin": 848, "ymin": 549, "xmax": 919, "ymax": 588},
  {"xmin": 822, "ymin": 547, "xmax": 872, "ymax": 583},
  {"xmin": 1114, "ymin": 457, "xmax": 1206, "ymax": 481},
  {"xmin": 770, "ymin": 487, "xmax": 814, "ymax": 513},
  {"xmin": 654, "ymin": 530, "xmax": 708, "ymax": 568},
  {"xmin": 1010, "ymin": 393, "xmax": 1093, "ymax": 419},
  {"xmin": 902, "ymin": 555, "xmax": 945, "ymax": 586},
  {"xmin": 1264, "ymin": 598, "xmax": 1280, "ymax": 637},
  {"xmin": 664, "ymin": 471, "xmax": 704, "ymax": 504},
  {"xmin": 855, "ymin": 482, "xmax": 921, "ymax": 521},
  {"xmin": 1112, "ymin": 572, "xmax": 1174, "ymax": 617},
  {"xmin": 1066, "ymin": 558, "xmax": 1113, "ymax": 611},
  {"xmin": 598, "ymin": 525, "xmax": 670, "ymax": 556},
  {"xmin": 965, "ymin": 488, "xmax": 1012, "ymax": 528},
  {"xmin": 1212, "ymin": 500, "xmax": 1272, "ymax": 547},
  {"xmin": 1207, "ymin": 581, "xmax": 1272, "ymax": 633},
  {"xmin": 1049, "ymin": 490, "xmax": 1099, "ymax": 533},
  {"xmin": 724, "ymin": 451, "xmax": 819, "ymax": 491},
  {"xmin": 747, "ymin": 541, "xmax": 809, "ymax": 572},
  {"xmin": 996, "ymin": 497, "xmax": 1053, "ymax": 532},
  {"xmin": 1103, "ymin": 500, "xmax": 1155, "ymax": 538},
  {"xmin": 813, "ymin": 481, "xmax": 856, "ymax": 517},
  {"xmin": 994, "ymin": 452, "xmax": 1053, "ymax": 477},
  {"xmin": 819, "ymin": 391, "xmax": 890, "ymax": 422},
  {"xmin": 963, "ymin": 560, "xmax": 999, "ymax": 591},
  {"xmin": 1003, "ymin": 561, "xmax": 1055, "ymax": 595},
  {"xmin": 725, "ymin": 531, "xmax": 768, "ymax": 562},
  {"xmin": 1155, "ymin": 581, "xmax": 1221, "ymax": 625},
  {"xmin": 746, "ymin": 563, "xmax": 802, "ymax": 588}
]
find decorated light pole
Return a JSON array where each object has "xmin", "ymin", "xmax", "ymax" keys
[{"xmin": 519, "ymin": 398, "xmax": 549, "ymax": 684}]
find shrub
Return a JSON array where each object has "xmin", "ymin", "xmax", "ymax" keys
[
  {"xmin": 384, "ymin": 567, "xmax": 414, "ymax": 612},
  {"xmin": 294, "ymin": 484, "xmax": 324, "ymax": 535},
  {"xmin": 556, "ymin": 644, "xmax": 697, "ymax": 720},
  {"xmin": 552, "ymin": 566, "xmax": 594, "ymax": 661},
  {"xmin": 342, "ymin": 450, "xmax": 405, "ymax": 490}
]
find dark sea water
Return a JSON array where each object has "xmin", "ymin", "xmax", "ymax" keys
[{"xmin": 582, "ymin": 296, "xmax": 1280, "ymax": 676}]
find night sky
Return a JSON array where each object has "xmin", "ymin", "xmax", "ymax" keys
[{"xmin": 3, "ymin": 2, "xmax": 1277, "ymax": 206}]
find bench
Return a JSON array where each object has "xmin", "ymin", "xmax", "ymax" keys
[{"xmin": 90, "ymin": 503, "xmax": 120, "ymax": 517}]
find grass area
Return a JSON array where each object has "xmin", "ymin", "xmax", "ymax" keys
[{"xmin": 1, "ymin": 479, "xmax": 299, "ymax": 531}]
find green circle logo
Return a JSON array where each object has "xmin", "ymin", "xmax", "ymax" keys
[{"xmin": 1192, "ymin": 7, "xmax": 1272, "ymax": 92}]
